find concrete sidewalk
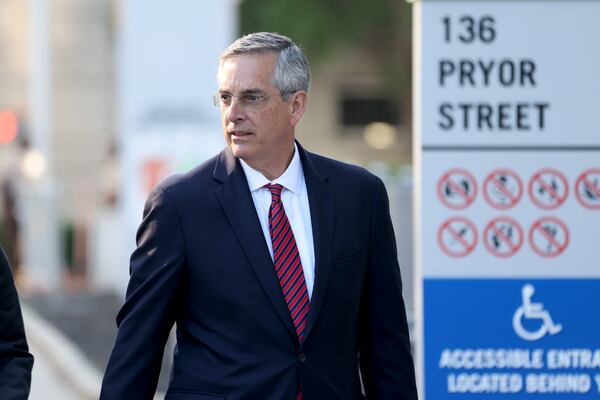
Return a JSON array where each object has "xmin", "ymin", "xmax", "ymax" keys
[
  {"xmin": 28, "ymin": 340, "xmax": 84, "ymax": 400},
  {"xmin": 21, "ymin": 296, "xmax": 169, "ymax": 399},
  {"xmin": 22, "ymin": 304, "xmax": 102, "ymax": 399}
]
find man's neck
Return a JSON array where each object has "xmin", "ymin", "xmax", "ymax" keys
[{"xmin": 243, "ymin": 145, "xmax": 295, "ymax": 181}]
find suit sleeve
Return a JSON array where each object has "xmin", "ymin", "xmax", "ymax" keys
[
  {"xmin": 358, "ymin": 178, "xmax": 418, "ymax": 399},
  {"xmin": 100, "ymin": 186, "xmax": 186, "ymax": 399},
  {"xmin": 0, "ymin": 247, "xmax": 33, "ymax": 400}
]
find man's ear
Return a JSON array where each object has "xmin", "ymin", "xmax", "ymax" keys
[{"xmin": 289, "ymin": 91, "xmax": 308, "ymax": 126}]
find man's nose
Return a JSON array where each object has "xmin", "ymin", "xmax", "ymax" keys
[{"xmin": 226, "ymin": 97, "xmax": 245, "ymax": 122}]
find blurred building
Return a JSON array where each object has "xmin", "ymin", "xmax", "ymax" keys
[
  {"xmin": 299, "ymin": 45, "xmax": 414, "ymax": 312},
  {"xmin": 0, "ymin": 0, "xmax": 413, "ymax": 313},
  {"xmin": 301, "ymin": 48, "xmax": 411, "ymax": 165},
  {"xmin": 0, "ymin": 0, "xmax": 115, "ymax": 288},
  {"xmin": 0, "ymin": 2, "xmax": 29, "ymax": 268}
]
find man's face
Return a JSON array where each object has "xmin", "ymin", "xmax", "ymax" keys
[{"xmin": 217, "ymin": 53, "xmax": 298, "ymax": 167}]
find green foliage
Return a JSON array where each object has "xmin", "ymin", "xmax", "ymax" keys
[
  {"xmin": 62, "ymin": 222, "xmax": 75, "ymax": 271},
  {"xmin": 240, "ymin": 0, "xmax": 413, "ymax": 118},
  {"xmin": 242, "ymin": 0, "xmax": 399, "ymax": 55}
]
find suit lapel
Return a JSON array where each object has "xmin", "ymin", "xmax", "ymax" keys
[
  {"xmin": 213, "ymin": 148, "xmax": 297, "ymax": 339},
  {"xmin": 297, "ymin": 144, "xmax": 335, "ymax": 342}
]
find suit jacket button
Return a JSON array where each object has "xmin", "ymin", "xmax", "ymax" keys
[{"xmin": 298, "ymin": 353, "xmax": 307, "ymax": 363}]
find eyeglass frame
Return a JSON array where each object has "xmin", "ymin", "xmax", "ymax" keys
[{"xmin": 212, "ymin": 90, "xmax": 298, "ymax": 109}]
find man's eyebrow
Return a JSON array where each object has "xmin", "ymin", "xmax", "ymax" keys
[
  {"xmin": 219, "ymin": 88, "xmax": 265, "ymax": 95},
  {"xmin": 239, "ymin": 89, "xmax": 265, "ymax": 95}
]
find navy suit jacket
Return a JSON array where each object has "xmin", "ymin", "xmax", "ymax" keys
[
  {"xmin": 0, "ymin": 246, "xmax": 33, "ymax": 400},
  {"xmin": 100, "ymin": 143, "xmax": 417, "ymax": 400}
]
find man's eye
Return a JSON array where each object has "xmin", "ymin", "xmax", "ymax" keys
[
  {"xmin": 220, "ymin": 94, "xmax": 232, "ymax": 102},
  {"xmin": 243, "ymin": 94, "xmax": 262, "ymax": 103}
]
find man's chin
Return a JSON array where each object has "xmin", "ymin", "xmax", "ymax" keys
[{"xmin": 229, "ymin": 143, "xmax": 250, "ymax": 160}]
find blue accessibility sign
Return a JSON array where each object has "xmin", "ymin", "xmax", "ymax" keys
[{"xmin": 424, "ymin": 279, "xmax": 600, "ymax": 399}]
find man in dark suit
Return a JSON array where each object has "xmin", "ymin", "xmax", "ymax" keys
[
  {"xmin": 101, "ymin": 32, "xmax": 417, "ymax": 400},
  {"xmin": 0, "ymin": 245, "xmax": 34, "ymax": 399}
]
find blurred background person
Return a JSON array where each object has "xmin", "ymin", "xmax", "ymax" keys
[{"xmin": 0, "ymin": 244, "xmax": 34, "ymax": 400}]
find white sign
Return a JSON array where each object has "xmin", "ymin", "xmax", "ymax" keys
[{"xmin": 414, "ymin": 1, "xmax": 600, "ymax": 398}]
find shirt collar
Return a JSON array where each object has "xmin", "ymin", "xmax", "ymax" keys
[{"xmin": 240, "ymin": 142, "xmax": 303, "ymax": 196}]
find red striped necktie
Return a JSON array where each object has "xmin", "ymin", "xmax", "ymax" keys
[
  {"xmin": 266, "ymin": 183, "xmax": 310, "ymax": 341},
  {"xmin": 265, "ymin": 183, "xmax": 309, "ymax": 400}
]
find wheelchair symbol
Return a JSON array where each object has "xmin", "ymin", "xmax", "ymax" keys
[{"xmin": 513, "ymin": 284, "xmax": 562, "ymax": 341}]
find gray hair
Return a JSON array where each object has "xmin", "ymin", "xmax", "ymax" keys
[{"xmin": 220, "ymin": 32, "xmax": 311, "ymax": 99}]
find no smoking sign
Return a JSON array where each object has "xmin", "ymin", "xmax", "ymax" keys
[{"xmin": 437, "ymin": 217, "xmax": 478, "ymax": 258}]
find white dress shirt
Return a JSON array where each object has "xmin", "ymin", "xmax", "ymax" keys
[{"xmin": 239, "ymin": 144, "xmax": 315, "ymax": 300}]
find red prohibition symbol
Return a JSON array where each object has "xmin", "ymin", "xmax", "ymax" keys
[
  {"xmin": 483, "ymin": 168, "xmax": 523, "ymax": 210},
  {"xmin": 529, "ymin": 217, "xmax": 570, "ymax": 258},
  {"xmin": 483, "ymin": 217, "xmax": 524, "ymax": 258},
  {"xmin": 437, "ymin": 168, "xmax": 477, "ymax": 210},
  {"xmin": 437, "ymin": 217, "xmax": 478, "ymax": 258},
  {"xmin": 528, "ymin": 168, "xmax": 569, "ymax": 210},
  {"xmin": 575, "ymin": 168, "xmax": 600, "ymax": 210}
]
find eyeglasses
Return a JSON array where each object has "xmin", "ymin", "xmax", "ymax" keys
[
  {"xmin": 212, "ymin": 91, "xmax": 296, "ymax": 109},
  {"xmin": 213, "ymin": 93, "xmax": 267, "ymax": 109}
]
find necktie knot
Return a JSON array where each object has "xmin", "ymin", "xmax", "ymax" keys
[{"xmin": 265, "ymin": 183, "xmax": 284, "ymax": 202}]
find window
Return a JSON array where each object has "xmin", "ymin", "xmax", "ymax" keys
[{"xmin": 340, "ymin": 97, "xmax": 400, "ymax": 127}]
